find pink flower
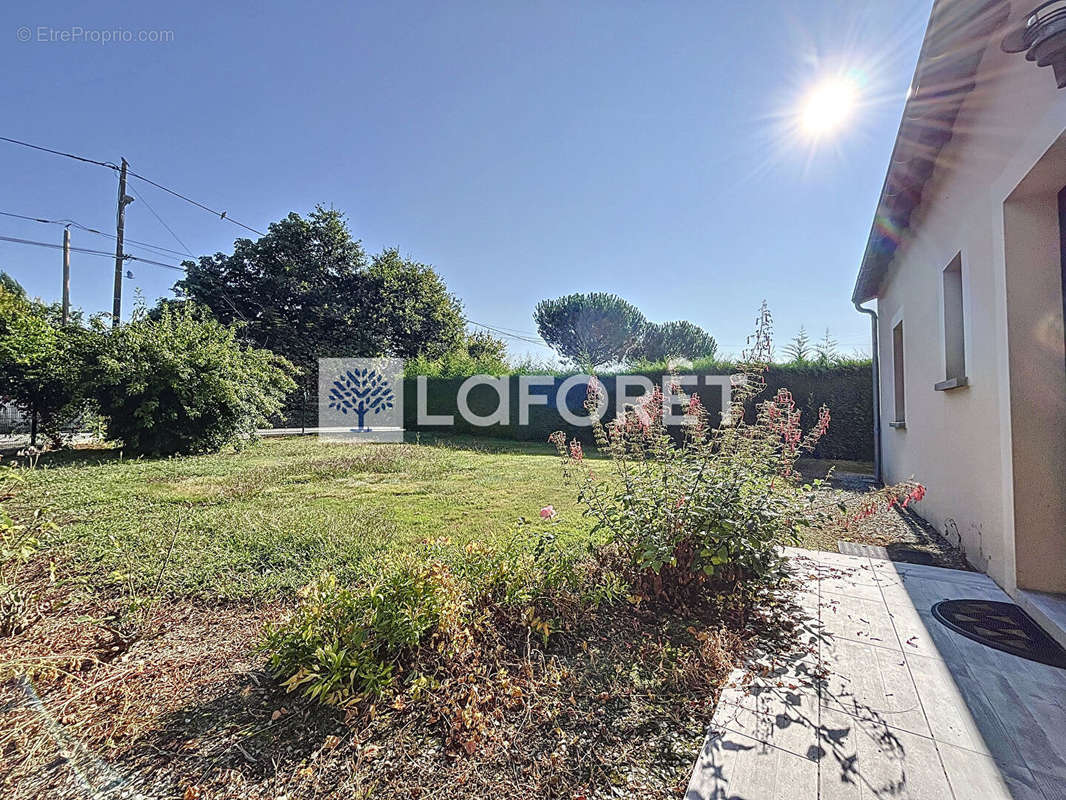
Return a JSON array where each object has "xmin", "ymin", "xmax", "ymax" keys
[
  {"xmin": 539, "ymin": 505, "xmax": 556, "ymax": 520},
  {"xmin": 569, "ymin": 440, "xmax": 584, "ymax": 461}
]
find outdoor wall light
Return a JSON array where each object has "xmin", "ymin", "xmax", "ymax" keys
[{"xmin": 1002, "ymin": 0, "xmax": 1066, "ymax": 88}]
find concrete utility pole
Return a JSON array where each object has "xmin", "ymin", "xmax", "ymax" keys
[
  {"xmin": 61, "ymin": 226, "xmax": 70, "ymax": 325},
  {"xmin": 111, "ymin": 157, "xmax": 131, "ymax": 328}
]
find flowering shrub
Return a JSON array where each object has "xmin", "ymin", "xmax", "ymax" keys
[{"xmin": 551, "ymin": 303, "xmax": 922, "ymax": 600}]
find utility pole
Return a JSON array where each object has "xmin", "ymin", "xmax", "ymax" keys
[
  {"xmin": 112, "ymin": 157, "xmax": 131, "ymax": 328},
  {"xmin": 61, "ymin": 226, "xmax": 70, "ymax": 325}
]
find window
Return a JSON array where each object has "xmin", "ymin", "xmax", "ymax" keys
[
  {"xmin": 892, "ymin": 320, "xmax": 906, "ymax": 425},
  {"xmin": 938, "ymin": 252, "xmax": 968, "ymax": 390}
]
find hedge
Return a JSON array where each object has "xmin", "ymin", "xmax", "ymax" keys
[
  {"xmin": 398, "ymin": 366, "xmax": 871, "ymax": 461},
  {"xmin": 275, "ymin": 364, "xmax": 872, "ymax": 461}
]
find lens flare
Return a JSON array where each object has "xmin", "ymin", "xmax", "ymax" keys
[{"xmin": 800, "ymin": 76, "xmax": 859, "ymax": 137}]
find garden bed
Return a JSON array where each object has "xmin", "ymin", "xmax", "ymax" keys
[{"xmin": 1, "ymin": 436, "xmax": 921, "ymax": 798}]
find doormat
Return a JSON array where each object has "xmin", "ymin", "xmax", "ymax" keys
[
  {"xmin": 837, "ymin": 542, "xmax": 937, "ymax": 565},
  {"xmin": 931, "ymin": 599, "xmax": 1066, "ymax": 669}
]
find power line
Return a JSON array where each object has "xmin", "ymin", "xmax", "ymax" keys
[
  {"xmin": 126, "ymin": 185, "xmax": 194, "ymax": 256},
  {"xmin": 0, "ymin": 209, "xmax": 193, "ymax": 260},
  {"xmin": 125, "ymin": 169, "xmax": 265, "ymax": 236},
  {"xmin": 0, "ymin": 232, "xmax": 187, "ymax": 271},
  {"xmin": 0, "ymin": 233, "xmax": 115, "ymax": 258},
  {"xmin": 0, "ymin": 135, "xmax": 118, "ymax": 170},
  {"xmin": 464, "ymin": 318, "xmax": 548, "ymax": 347},
  {"xmin": 1, "ymin": 134, "xmax": 266, "ymax": 237}
]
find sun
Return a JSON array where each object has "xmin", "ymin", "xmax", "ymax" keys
[{"xmin": 800, "ymin": 76, "xmax": 859, "ymax": 138}]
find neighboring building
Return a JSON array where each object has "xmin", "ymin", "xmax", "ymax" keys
[{"xmin": 854, "ymin": 0, "xmax": 1066, "ymax": 641}]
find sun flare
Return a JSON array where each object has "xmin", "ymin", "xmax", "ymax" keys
[{"xmin": 800, "ymin": 76, "xmax": 859, "ymax": 137}]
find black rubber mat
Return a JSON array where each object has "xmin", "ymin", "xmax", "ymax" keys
[
  {"xmin": 931, "ymin": 599, "xmax": 1066, "ymax": 669},
  {"xmin": 837, "ymin": 541, "xmax": 938, "ymax": 565}
]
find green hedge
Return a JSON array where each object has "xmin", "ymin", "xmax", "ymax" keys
[
  {"xmin": 759, "ymin": 364, "xmax": 873, "ymax": 461},
  {"xmin": 400, "ymin": 365, "xmax": 872, "ymax": 461},
  {"xmin": 277, "ymin": 364, "xmax": 873, "ymax": 462}
]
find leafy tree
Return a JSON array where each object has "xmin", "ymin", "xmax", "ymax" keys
[
  {"xmin": 637, "ymin": 320, "xmax": 718, "ymax": 363},
  {"xmin": 362, "ymin": 248, "xmax": 464, "ymax": 359},
  {"xmin": 0, "ymin": 273, "xmax": 26, "ymax": 301},
  {"xmin": 176, "ymin": 207, "xmax": 371, "ymax": 371},
  {"xmin": 174, "ymin": 209, "xmax": 463, "ymax": 382},
  {"xmin": 783, "ymin": 326, "xmax": 812, "ymax": 364},
  {"xmin": 533, "ymin": 293, "xmax": 646, "ymax": 370},
  {"xmin": 91, "ymin": 302, "xmax": 296, "ymax": 455},
  {"xmin": 464, "ymin": 330, "xmax": 508, "ymax": 363},
  {"xmin": 814, "ymin": 328, "xmax": 839, "ymax": 366},
  {"xmin": 0, "ymin": 288, "xmax": 93, "ymax": 446}
]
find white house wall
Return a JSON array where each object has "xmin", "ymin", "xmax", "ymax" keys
[{"xmin": 874, "ymin": 20, "xmax": 1066, "ymax": 593}]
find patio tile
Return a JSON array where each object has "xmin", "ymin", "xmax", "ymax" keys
[
  {"xmin": 720, "ymin": 654, "xmax": 824, "ymax": 701},
  {"xmin": 710, "ymin": 693, "xmax": 820, "ymax": 759},
  {"xmin": 879, "ymin": 589, "xmax": 947, "ymax": 659},
  {"xmin": 1032, "ymin": 769, "xmax": 1066, "ymax": 800},
  {"xmin": 818, "ymin": 594, "xmax": 900, "ymax": 650},
  {"xmin": 884, "ymin": 560, "xmax": 999, "ymax": 585},
  {"xmin": 905, "ymin": 652, "xmax": 1024, "ymax": 764},
  {"xmin": 688, "ymin": 548, "xmax": 1066, "ymax": 798},
  {"xmin": 684, "ymin": 726, "xmax": 818, "ymax": 800},
  {"xmin": 898, "ymin": 573, "xmax": 1010, "ymax": 606},
  {"xmin": 820, "ymin": 638, "xmax": 929, "ymax": 737},
  {"xmin": 920, "ymin": 610, "xmax": 1066, "ymax": 688},
  {"xmin": 817, "ymin": 708, "xmax": 951, "ymax": 800},
  {"xmin": 977, "ymin": 672, "xmax": 1066, "ymax": 779},
  {"xmin": 820, "ymin": 569, "xmax": 892, "ymax": 602},
  {"xmin": 936, "ymin": 742, "xmax": 1047, "ymax": 800}
]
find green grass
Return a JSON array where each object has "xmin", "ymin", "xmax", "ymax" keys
[{"xmin": 14, "ymin": 435, "xmax": 596, "ymax": 600}]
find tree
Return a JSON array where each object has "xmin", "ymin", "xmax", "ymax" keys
[
  {"xmin": 91, "ymin": 302, "xmax": 296, "ymax": 455},
  {"xmin": 464, "ymin": 330, "xmax": 508, "ymax": 363},
  {"xmin": 636, "ymin": 320, "xmax": 718, "ymax": 363},
  {"xmin": 176, "ymin": 207, "xmax": 371, "ymax": 373},
  {"xmin": 783, "ymin": 326, "xmax": 812, "ymax": 364},
  {"xmin": 174, "ymin": 208, "xmax": 463, "ymax": 380},
  {"xmin": 0, "ymin": 272, "xmax": 26, "ymax": 301},
  {"xmin": 533, "ymin": 293, "xmax": 646, "ymax": 370},
  {"xmin": 362, "ymin": 248, "xmax": 464, "ymax": 359},
  {"xmin": 814, "ymin": 328, "xmax": 839, "ymax": 366},
  {"xmin": 0, "ymin": 288, "xmax": 92, "ymax": 446}
]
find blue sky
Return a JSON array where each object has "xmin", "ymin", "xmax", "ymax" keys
[{"xmin": 0, "ymin": 1, "xmax": 931, "ymax": 361}]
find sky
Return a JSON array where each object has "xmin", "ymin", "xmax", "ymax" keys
[{"xmin": 0, "ymin": 0, "xmax": 933, "ymax": 362}]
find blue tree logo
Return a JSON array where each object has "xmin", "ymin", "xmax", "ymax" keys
[{"xmin": 327, "ymin": 368, "xmax": 396, "ymax": 431}]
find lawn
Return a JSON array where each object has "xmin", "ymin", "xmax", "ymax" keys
[
  {"xmin": 12, "ymin": 435, "xmax": 597, "ymax": 600},
  {"xmin": 0, "ymin": 435, "xmax": 890, "ymax": 799},
  {"xmin": 1, "ymin": 436, "xmax": 772, "ymax": 799}
]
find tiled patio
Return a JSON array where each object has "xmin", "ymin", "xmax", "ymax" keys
[{"xmin": 685, "ymin": 548, "xmax": 1066, "ymax": 800}]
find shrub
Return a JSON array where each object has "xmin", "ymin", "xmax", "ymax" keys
[
  {"xmin": 260, "ymin": 518, "xmax": 628, "ymax": 707},
  {"xmin": 91, "ymin": 302, "xmax": 297, "ymax": 455},
  {"xmin": 405, "ymin": 331, "xmax": 511, "ymax": 378},
  {"xmin": 0, "ymin": 288, "xmax": 96, "ymax": 446},
  {"xmin": 261, "ymin": 561, "xmax": 467, "ymax": 704},
  {"xmin": 551, "ymin": 303, "xmax": 920, "ymax": 599}
]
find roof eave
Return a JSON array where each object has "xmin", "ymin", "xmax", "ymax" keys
[{"xmin": 852, "ymin": 0, "xmax": 1011, "ymax": 305}]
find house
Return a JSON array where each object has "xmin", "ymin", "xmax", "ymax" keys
[{"xmin": 853, "ymin": 0, "xmax": 1066, "ymax": 643}]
